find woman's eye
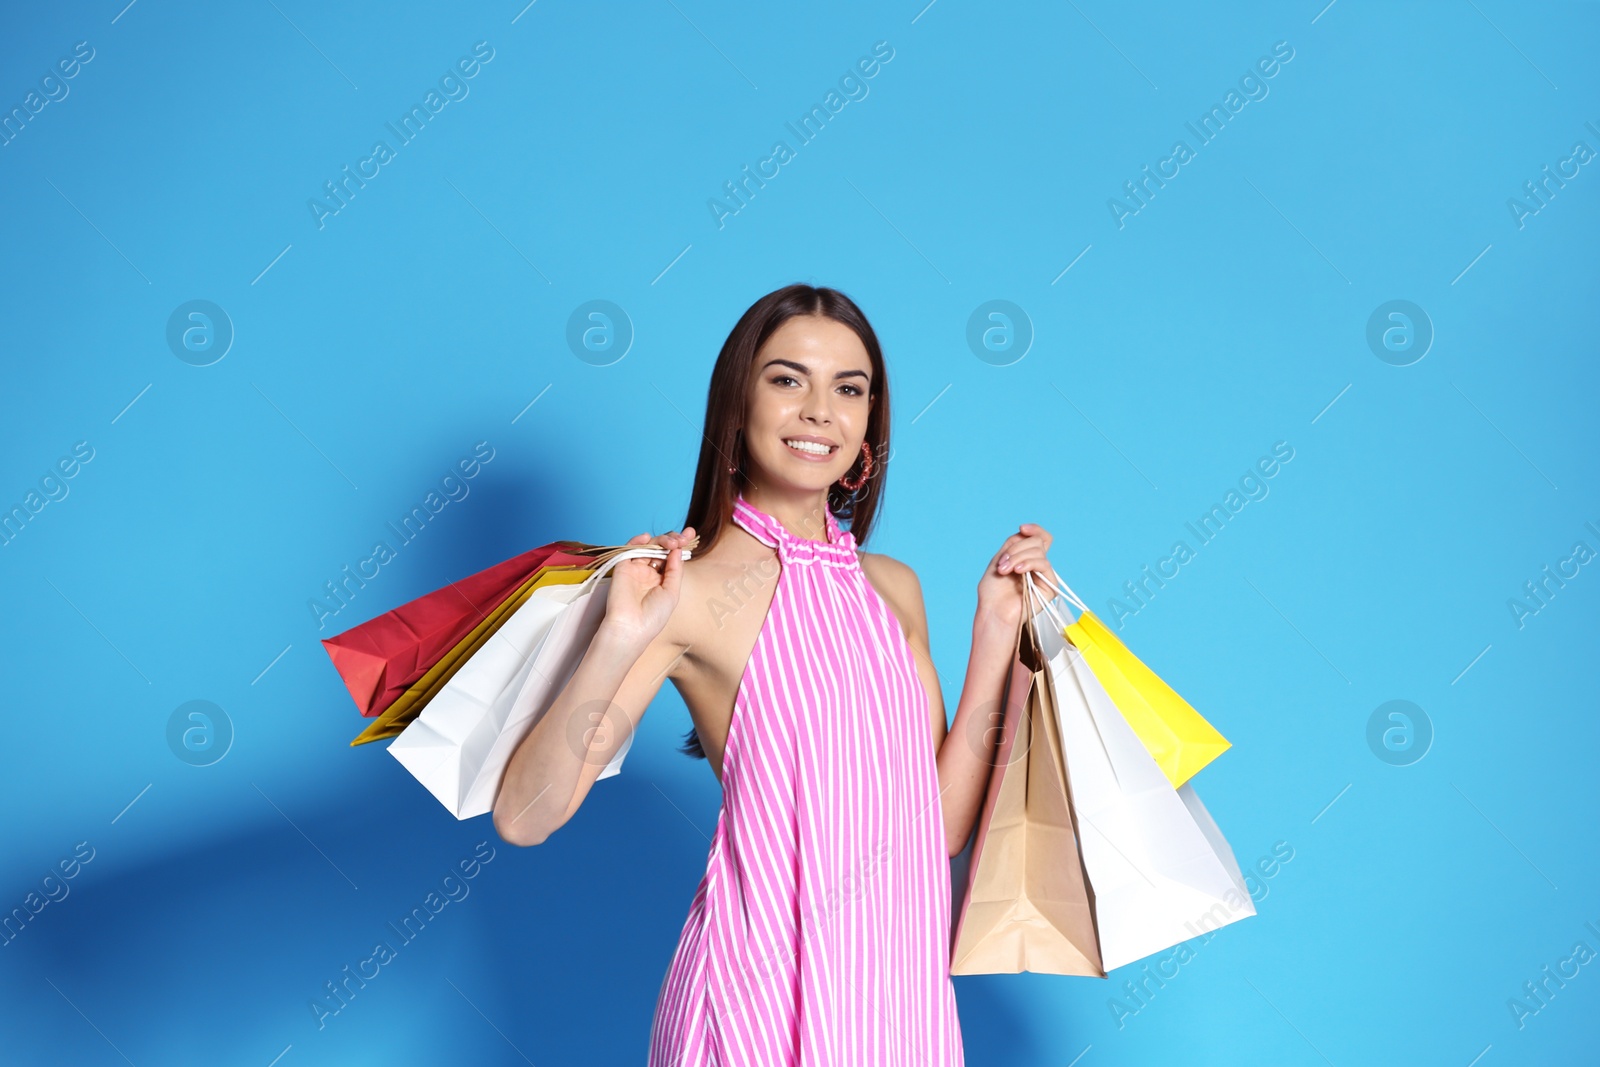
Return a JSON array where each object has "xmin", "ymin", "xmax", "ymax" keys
[{"xmin": 768, "ymin": 374, "xmax": 864, "ymax": 395}]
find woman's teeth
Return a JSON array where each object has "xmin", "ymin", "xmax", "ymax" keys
[{"xmin": 784, "ymin": 440, "xmax": 834, "ymax": 456}]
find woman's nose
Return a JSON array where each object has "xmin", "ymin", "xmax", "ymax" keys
[{"xmin": 801, "ymin": 393, "xmax": 834, "ymax": 424}]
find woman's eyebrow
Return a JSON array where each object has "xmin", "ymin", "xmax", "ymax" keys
[{"xmin": 761, "ymin": 358, "xmax": 870, "ymax": 381}]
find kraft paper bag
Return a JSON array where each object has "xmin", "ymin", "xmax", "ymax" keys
[
  {"xmin": 949, "ymin": 607, "xmax": 1104, "ymax": 977},
  {"xmin": 1036, "ymin": 572, "xmax": 1230, "ymax": 789}
]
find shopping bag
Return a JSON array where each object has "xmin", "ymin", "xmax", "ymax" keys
[
  {"xmin": 949, "ymin": 603, "xmax": 1104, "ymax": 977},
  {"xmin": 1033, "ymin": 572, "xmax": 1229, "ymax": 788},
  {"xmin": 387, "ymin": 543, "xmax": 686, "ymax": 820},
  {"xmin": 1028, "ymin": 576, "xmax": 1255, "ymax": 970},
  {"xmin": 349, "ymin": 562, "xmax": 593, "ymax": 746},
  {"xmin": 321, "ymin": 541, "xmax": 590, "ymax": 718}
]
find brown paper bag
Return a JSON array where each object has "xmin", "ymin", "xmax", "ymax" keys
[{"xmin": 949, "ymin": 610, "xmax": 1104, "ymax": 977}]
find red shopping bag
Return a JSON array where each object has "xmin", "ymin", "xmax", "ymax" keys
[{"xmin": 321, "ymin": 541, "xmax": 596, "ymax": 718}]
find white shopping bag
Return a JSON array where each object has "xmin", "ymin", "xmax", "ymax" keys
[
  {"xmin": 389, "ymin": 545, "xmax": 681, "ymax": 820},
  {"xmin": 1026, "ymin": 577, "xmax": 1255, "ymax": 971}
]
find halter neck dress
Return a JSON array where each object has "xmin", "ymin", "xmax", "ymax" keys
[{"xmin": 648, "ymin": 493, "xmax": 965, "ymax": 1066}]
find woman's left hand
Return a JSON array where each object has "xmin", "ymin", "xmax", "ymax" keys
[{"xmin": 976, "ymin": 522, "xmax": 1060, "ymax": 630}]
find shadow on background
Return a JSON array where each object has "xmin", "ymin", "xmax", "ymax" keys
[{"xmin": 4, "ymin": 762, "xmax": 716, "ymax": 1064}]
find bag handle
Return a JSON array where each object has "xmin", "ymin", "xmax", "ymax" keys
[
  {"xmin": 586, "ymin": 543, "xmax": 693, "ymax": 582},
  {"xmin": 578, "ymin": 531, "xmax": 701, "ymax": 567},
  {"xmin": 1028, "ymin": 566, "xmax": 1089, "ymax": 615},
  {"xmin": 1024, "ymin": 571, "xmax": 1073, "ymax": 634}
]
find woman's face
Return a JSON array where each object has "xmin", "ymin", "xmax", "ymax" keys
[{"xmin": 742, "ymin": 314, "xmax": 874, "ymax": 497}]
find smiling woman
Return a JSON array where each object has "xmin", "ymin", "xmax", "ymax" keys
[
  {"xmin": 643, "ymin": 287, "xmax": 969, "ymax": 1064},
  {"xmin": 675, "ymin": 287, "xmax": 892, "ymax": 579},
  {"xmin": 491, "ymin": 283, "xmax": 1064, "ymax": 1066}
]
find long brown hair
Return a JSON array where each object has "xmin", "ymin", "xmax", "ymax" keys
[{"xmin": 677, "ymin": 283, "xmax": 892, "ymax": 759}]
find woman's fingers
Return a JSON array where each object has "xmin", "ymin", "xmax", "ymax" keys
[
  {"xmin": 997, "ymin": 524, "xmax": 1053, "ymax": 574},
  {"xmin": 998, "ymin": 543, "xmax": 1047, "ymax": 572},
  {"xmin": 637, "ymin": 527, "xmax": 698, "ymax": 575},
  {"xmin": 659, "ymin": 535, "xmax": 685, "ymax": 598},
  {"xmin": 658, "ymin": 527, "xmax": 695, "ymax": 553},
  {"xmin": 999, "ymin": 551, "xmax": 1047, "ymax": 576},
  {"xmin": 989, "ymin": 533, "xmax": 1026, "ymax": 569},
  {"xmin": 995, "ymin": 525, "xmax": 1051, "ymax": 549}
]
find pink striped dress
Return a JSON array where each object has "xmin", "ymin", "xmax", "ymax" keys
[{"xmin": 648, "ymin": 493, "xmax": 965, "ymax": 1066}]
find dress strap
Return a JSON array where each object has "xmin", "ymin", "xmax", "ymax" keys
[
  {"xmin": 731, "ymin": 493, "xmax": 855, "ymax": 562},
  {"xmin": 729, "ymin": 494, "xmax": 784, "ymax": 549}
]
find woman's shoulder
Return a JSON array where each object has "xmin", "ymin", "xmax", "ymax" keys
[
  {"xmin": 858, "ymin": 549, "xmax": 919, "ymax": 589},
  {"xmin": 858, "ymin": 550, "xmax": 928, "ymax": 641},
  {"xmin": 666, "ymin": 527, "xmax": 777, "ymax": 634}
]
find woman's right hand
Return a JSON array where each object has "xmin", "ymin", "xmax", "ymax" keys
[{"xmin": 601, "ymin": 527, "xmax": 695, "ymax": 650}]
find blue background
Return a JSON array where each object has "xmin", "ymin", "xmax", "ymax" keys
[{"xmin": 2, "ymin": 1, "xmax": 1596, "ymax": 1064}]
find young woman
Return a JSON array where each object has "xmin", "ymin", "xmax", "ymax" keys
[{"xmin": 493, "ymin": 284, "xmax": 1061, "ymax": 1065}]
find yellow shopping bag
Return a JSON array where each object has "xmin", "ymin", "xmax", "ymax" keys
[{"xmin": 1031, "ymin": 573, "xmax": 1230, "ymax": 788}]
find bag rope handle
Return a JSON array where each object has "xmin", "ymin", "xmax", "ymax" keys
[
  {"xmin": 585, "ymin": 543, "xmax": 693, "ymax": 582},
  {"xmin": 1028, "ymin": 566, "xmax": 1089, "ymax": 615},
  {"xmin": 1024, "ymin": 571, "xmax": 1073, "ymax": 634}
]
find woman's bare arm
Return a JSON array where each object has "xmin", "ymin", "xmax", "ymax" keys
[
  {"xmin": 934, "ymin": 610, "xmax": 1016, "ymax": 857},
  {"xmin": 491, "ymin": 625, "xmax": 681, "ymax": 846},
  {"xmin": 864, "ymin": 553, "xmax": 1013, "ymax": 858},
  {"xmin": 492, "ymin": 529, "xmax": 692, "ymax": 847},
  {"xmin": 865, "ymin": 522, "xmax": 1058, "ymax": 858}
]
